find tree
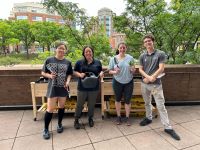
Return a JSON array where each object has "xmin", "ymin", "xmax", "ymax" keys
[
  {"xmin": 150, "ymin": 0, "xmax": 200, "ymax": 63},
  {"xmin": 113, "ymin": 0, "xmax": 166, "ymax": 58},
  {"xmin": 32, "ymin": 22, "xmax": 64, "ymax": 51},
  {"xmin": 42, "ymin": 0, "xmax": 112, "ymax": 63},
  {"xmin": 12, "ymin": 20, "xmax": 35, "ymax": 58},
  {"xmin": 113, "ymin": 0, "xmax": 200, "ymax": 64},
  {"xmin": 0, "ymin": 21, "xmax": 19, "ymax": 55}
]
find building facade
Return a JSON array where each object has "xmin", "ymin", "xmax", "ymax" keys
[
  {"xmin": 98, "ymin": 7, "xmax": 113, "ymax": 37},
  {"xmin": 9, "ymin": 2, "xmax": 65, "ymax": 24},
  {"xmin": 97, "ymin": 7, "xmax": 126, "ymax": 49}
]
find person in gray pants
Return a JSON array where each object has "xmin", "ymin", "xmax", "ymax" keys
[
  {"xmin": 139, "ymin": 34, "xmax": 180, "ymax": 141},
  {"xmin": 73, "ymin": 46, "xmax": 104, "ymax": 129}
]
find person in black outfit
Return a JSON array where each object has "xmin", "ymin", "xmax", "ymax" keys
[
  {"xmin": 41, "ymin": 43, "xmax": 73, "ymax": 139},
  {"xmin": 73, "ymin": 46, "xmax": 104, "ymax": 129}
]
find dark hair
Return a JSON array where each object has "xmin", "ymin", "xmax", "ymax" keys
[
  {"xmin": 55, "ymin": 42, "xmax": 67, "ymax": 50},
  {"xmin": 143, "ymin": 34, "xmax": 155, "ymax": 42},
  {"xmin": 82, "ymin": 45, "xmax": 94, "ymax": 56},
  {"xmin": 116, "ymin": 42, "xmax": 126, "ymax": 55},
  {"xmin": 82, "ymin": 46, "xmax": 94, "ymax": 64}
]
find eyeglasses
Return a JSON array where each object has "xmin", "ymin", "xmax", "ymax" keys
[
  {"xmin": 57, "ymin": 47, "xmax": 66, "ymax": 51},
  {"xmin": 144, "ymin": 39, "xmax": 152, "ymax": 43},
  {"xmin": 119, "ymin": 46, "xmax": 126, "ymax": 50}
]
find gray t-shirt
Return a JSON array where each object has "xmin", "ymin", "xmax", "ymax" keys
[
  {"xmin": 109, "ymin": 54, "xmax": 134, "ymax": 84},
  {"xmin": 42, "ymin": 57, "xmax": 73, "ymax": 98},
  {"xmin": 139, "ymin": 49, "xmax": 166, "ymax": 84}
]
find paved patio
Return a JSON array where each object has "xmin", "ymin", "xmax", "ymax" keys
[{"xmin": 1, "ymin": 105, "xmax": 200, "ymax": 150}]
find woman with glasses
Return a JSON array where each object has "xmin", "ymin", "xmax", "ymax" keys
[
  {"xmin": 41, "ymin": 42, "xmax": 73, "ymax": 139},
  {"xmin": 108, "ymin": 42, "xmax": 135, "ymax": 126}
]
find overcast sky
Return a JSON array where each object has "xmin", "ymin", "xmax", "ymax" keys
[{"xmin": 0, "ymin": 0, "xmax": 170, "ymax": 19}]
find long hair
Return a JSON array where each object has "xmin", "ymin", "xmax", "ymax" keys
[
  {"xmin": 82, "ymin": 46, "xmax": 94, "ymax": 64},
  {"xmin": 116, "ymin": 42, "xmax": 126, "ymax": 55}
]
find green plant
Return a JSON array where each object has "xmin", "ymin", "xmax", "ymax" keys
[
  {"xmin": 32, "ymin": 51, "xmax": 54, "ymax": 64},
  {"xmin": 0, "ymin": 56, "xmax": 21, "ymax": 66}
]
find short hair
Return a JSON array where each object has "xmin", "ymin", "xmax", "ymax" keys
[
  {"xmin": 143, "ymin": 34, "xmax": 155, "ymax": 42},
  {"xmin": 55, "ymin": 42, "xmax": 67, "ymax": 50}
]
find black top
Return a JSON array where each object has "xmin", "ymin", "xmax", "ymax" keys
[
  {"xmin": 42, "ymin": 57, "xmax": 73, "ymax": 98},
  {"xmin": 74, "ymin": 59, "xmax": 102, "ymax": 91}
]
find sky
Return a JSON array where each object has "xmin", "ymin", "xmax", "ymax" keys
[{"xmin": 0, "ymin": 0, "xmax": 170, "ymax": 19}]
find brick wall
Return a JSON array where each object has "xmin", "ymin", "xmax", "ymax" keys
[{"xmin": 0, "ymin": 64, "xmax": 200, "ymax": 106}]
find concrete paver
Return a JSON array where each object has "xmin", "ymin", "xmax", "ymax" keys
[
  {"xmin": 127, "ymin": 130, "xmax": 177, "ymax": 150},
  {"xmin": 0, "ymin": 106, "xmax": 200, "ymax": 150}
]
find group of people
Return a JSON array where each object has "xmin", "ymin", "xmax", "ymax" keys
[{"xmin": 41, "ymin": 34, "xmax": 180, "ymax": 141}]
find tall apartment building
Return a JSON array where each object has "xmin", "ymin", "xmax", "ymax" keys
[
  {"xmin": 98, "ymin": 7, "xmax": 113, "ymax": 37},
  {"xmin": 97, "ymin": 7, "xmax": 125, "ymax": 49},
  {"xmin": 9, "ymin": 2, "xmax": 65, "ymax": 24}
]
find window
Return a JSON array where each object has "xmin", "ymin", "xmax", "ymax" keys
[
  {"xmin": 59, "ymin": 19, "xmax": 65, "ymax": 24},
  {"xmin": 32, "ymin": 16, "xmax": 42, "ymax": 21},
  {"xmin": 46, "ymin": 18, "xmax": 56, "ymax": 22},
  {"xmin": 31, "ymin": 9, "xmax": 37, "ymax": 13},
  {"xmin": 16, "ymin": 16, "xmax": 28, "ymax": 20}
]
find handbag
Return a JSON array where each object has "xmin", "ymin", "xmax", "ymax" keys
[{"xmin": 81, "ymin": 72, "xmax": 99, "ymax": 88}]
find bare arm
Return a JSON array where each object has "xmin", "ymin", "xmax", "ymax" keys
[
  {"xmin": 73, "ymin": 71, "xmax": 85, "ymax": 78},
  {"xmin": 65, "ymin": 75, "xmax": 72, "ymax": 85},
  {"xmin": 139, "ymin": 63, "xmax": 164, "ymax": 83},
  {"xmin": 151, "ymin": 63, "xmax": 164, "ymax": 78},
  {"xmin": 109, "ymin": 70, "xmax": 118, "ymax": 75},
  {"xmin": 41, "ymin": 71, "xmax": 56, "ymax": 79}
]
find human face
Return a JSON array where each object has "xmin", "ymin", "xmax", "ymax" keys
[
  {"xmin": 84, "ymin": 47, "xmax": 93, "ymax": 61},
  {"xmin": 56, "ymin": 45, "xmax": 66, "ymax": 58},
  {"xmin": 143, "ymin": 38, "xmax": 154, "ymax": 50},
  {"xmin": 118, "ymin": 44, "xmax": 127, "ymax": 54}
]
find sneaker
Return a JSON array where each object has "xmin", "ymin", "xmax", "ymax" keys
[
  {"xmin": 43, "ymin": 129, "xmax": 50, "ymax": 140},
  {"xmin": 140, "ymin": 117, "xmax": 152, "ymax": 126},
  {"xmin": 125, "ymin": 117, "xmax": 131, "ymax": 126},
  {"xmin": 88, "ymin": 118, "xmax": 94, "ymax": 127},
  {"xmin": 57, "ymin": 124, "xmax": 63, "ymax": 133},
  {"xmin": 116, "ymin": 116, "xmax": 122, "ymax": 125},
  {"xmin": 74, "ymin": 119, "xmax": 80, "ymax": 129},
  {"xmin": 164, "ymin": 129, "xmax": 181, "ymax": 141}
]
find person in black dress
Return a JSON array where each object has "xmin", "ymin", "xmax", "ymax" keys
[{"xmin": 41, "ymin": 43, "xmax": 73, "ymax": 139}]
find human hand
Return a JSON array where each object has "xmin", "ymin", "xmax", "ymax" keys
[
  {"xmin": 130, "ymin": 66, "xmax": 136, "ymax": 74},
  {"xmin": 99, "ymin": 71, "xmax": 104, "ymax": 78},
  {"xmin": 143, "ymin": 78, "xmax": 150, "ymax": 84},
  {"xmin": 114, "ymin": 66, "xmax": 120, "ymax": 74},
  {"xmin": 149, "ymin": 76, "xmax": 156, "ymax": 82},
  {"xmin": 79, "ymin": 73, "xmax": 86, "ymax": 78},
  {"xmin": 64, "ymin": 82, "xmax": 69, "ymax": 89},
  {"xmin": 50, "ymin": 72, "xmax": 57, "ymax": 79}
]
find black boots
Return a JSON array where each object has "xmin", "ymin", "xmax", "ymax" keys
[
  {"xmin": 74, "ymin": 118, "xmax": 81, "ymax": 129},
  {"xmin": 88, "ymin": 118, "xmax": 94, "ymax": 127}
]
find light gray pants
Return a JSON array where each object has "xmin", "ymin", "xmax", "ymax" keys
[
  {"xmin": 75, "ymin": 90, "xmax": 99, "ymax": 119},
  {"xmin": 141, "ymin": 83, "xmax": 172, "ymax": 129}
]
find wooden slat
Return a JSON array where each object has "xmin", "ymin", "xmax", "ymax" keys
[{"xmin": 33, "ymin": 83, "xmax": 48, "ymax": 97}]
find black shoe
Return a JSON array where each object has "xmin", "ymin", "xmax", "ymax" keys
[
  {"xmin": 88, "ymin": 118, "xmax": 94, "ymax": 127},
  {"xmin": 140, "ymin": 117, "xmax": 152, "ymax": 126},
  {"xmin": 57, "ymin": 124, "xmax": 63, "ymax": 133},
  {"xmin": 125, "ymin": 117, "xmax": 131, "ymax": 126},
  {"xmin": 116, "ymin": 116, "xmax": 122, "ymax": 125},
  {"xmin": 74, "ymin": 119, "xmax": 80, "ymax": 129},
  {"xmin": 164, "ymin": 129, "xmax": 181, "ymax": 141},
  {"xmin": 43, "ymin": 129, "xmax": 50, "ymax": 140}
]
